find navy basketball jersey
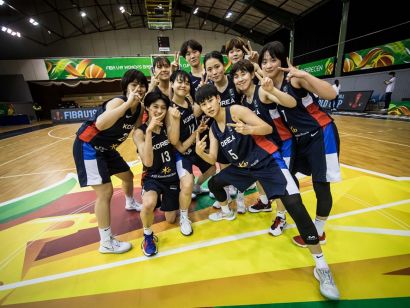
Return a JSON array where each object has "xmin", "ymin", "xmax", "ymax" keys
[
  {"xmin": 189, "ymin": 72, "xmax": 203, "ymax": 101},
  {"xmin": 278, "ymin": 78, "xmax": 332, "ymax": 136},
  {"xmin": 242, "ymin": 85, "xmax": 292, "ymax": 146},
  {"xmin": 76, "ymin": 95, "xmax": 141, "ymax": 152},
  {"xmin": 218, "ymin": 75, "xmax": 241, "ymax": 107},
  {"xmin": 211, "ymin": 106, "xmax": 278, "ymax": 168},
  {"xmin": 138, "ymin": 124, "xmax": 178, "ymax": 182},
  {"xmin": 173, "ymin": 100, "xmax": 197, "ymax": 155}
]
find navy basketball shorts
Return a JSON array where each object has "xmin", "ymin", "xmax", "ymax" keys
[
  {"xmin": 73, "ymin": 138, "xmax": 130, "ymax": 187},
  {"xmin": 141, "ymin": 178, "xmax": 180, "ymax": 212},
  {"xmin": 175, "ymin": 151, "xmax": 213, "ymax": 179},
  {"xmin": 293, "ymin": 122, "xmax": 341, "ymax": 182},
  {"xmin": 213, "ymin": 151, "xmax": 299, "ymax": 200}
]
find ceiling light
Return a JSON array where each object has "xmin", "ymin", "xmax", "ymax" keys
[
  {"xmin": 193, "ymin": 7, "xmax": 198, "ymax": 14},
  {"xmin": 6, "ymin": 28, "xmax": 11, "ymax": 33},
  {"xmin": 226, "ymin": 11, "xmax": 233, "ymax": 19},
  {"xmin": 1, "ymin": 26, "xmax": 6, "ymax": 32},
  {"xmin": 16, "ymin": 32, "xmax": 21, "ymax": 37},
  {"xmin": 80, "ymin": 11, "xmax": 86, "ymax": 17},
  {"xmin": 0, "ymin": 0, "xmax": 4, "ymax": 6},
  {"xmin": 29, "ymin": 18, "xmax": 39, "ymax": 26},
  {"xmin": 119, "ymin": 6, "xmax": 125, "ymax": 13},
  {"xmin": 48, "ymin": 30, "xmax": 51, "ymax": 34}
]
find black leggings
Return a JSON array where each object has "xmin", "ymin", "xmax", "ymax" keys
[
  {"xmin": 280, "ymin": 194, "xmax": 319, "ymax": 245},
  {"xmin": 208, "ymin": 176, "xmax": 320, "ymax": 245},
  {"xmin": 313, "ymin": 181, "xmax": 332, "ymax": 217}
]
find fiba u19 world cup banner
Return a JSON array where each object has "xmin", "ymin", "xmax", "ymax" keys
[{"xmin": 44, "ymin": 55, "xmax": 230, "ymax": 80}]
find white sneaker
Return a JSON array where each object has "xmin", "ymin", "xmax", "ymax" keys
[
  {"xmin": 246, "ymin": 183, "xmax": 257, "ymax": 191},
  {"xmin": 269, "ymin": 216, "xmax": 287, "ymax": 236},
  {"xmin": 212, "ymin": 200, "xmax": 221, "ymax": 209},
  {"xmin": 191, "ymin": 193, "xmax": 197, "ymax": 199},
  {"xmin": 125, "ymin": 199, "xmax": 142, "ymax": 211},
  {"xmin": 209, "ymin": 191, "xmax": 215, "ymax": 199},
  {"xmin": 99, "ymin": 236, "xmax": 132, "ymax": 254},
  {"xmin": 314, "ymin": 267, "xmax": 340, "ymax": 300},
  {"xmin": 236, "ymin": 194, "xmax": 246, "ymax": 214},
  {"xmin": 209, "ymin": 210, "xmax": 236, "ymax": 222},
  {"xmin": 212, "ymin": 195, "xmax": 232, "ymax": 209},
  {"xmin": 193, "ymin": 184, "xmax": 209, "ymax": 195},
  {"xmin": 180, "ymin": 215, "xmax": 193, "ymax": 236}
]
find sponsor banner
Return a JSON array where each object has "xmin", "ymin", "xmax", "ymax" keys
[
  {"xmin": 45, "ymin": 55, "xmax": 231, "ymax": 80},
  {"xmin": 297, "ymin": 57, "xmax": 334, "ymax": 77},
  {"xmin": 318, "ymin": 90, "xmax": 373, "ymax": 112},
  {"xmin": 51, "ymin": 108, "xmax": 99, "ymax": 123},
  {"xmin": 343, "ymin": 38, "xmax": 410, "ymax": 72},
  {"xmin": 388, "ymin": 101, "xmax": 410, "ymax": 116}
]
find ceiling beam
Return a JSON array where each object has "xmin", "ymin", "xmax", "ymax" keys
[
  {"xmin": 185, "ymin": 0, "xmax": 197, "ymax": 28},
  {"xmin": 42, "ymin": 0, "xmax": 85, "ymax": 34},
  {"xmin": 224, "ymin": 0, "xmax": 254, "ymax": 34},
  {"xmin": 5, "ymin": 0, "xmax": 65, "ymax": 40},
  {"xmin": 211, "ymin": 0, "xmax": 237, "ymax": 32},
  {"xmin": 199, "ymin": 0, "xmax": 217, "ymax": 30},
  {"xmin": 115, "ymin": 0, "xmax": 131, "ymax": 28},
  {"xmin": 178, "ymin": 3, "xmax": 265, "ymax": 45},
  {"xmin": 95, "ymin": 0, "xmax": 116, "ymax": 29},
  {"xmin": 136, "ymin": 0, "xmax": 146, "ymax": 27},
  {"xmin": 237, "ymin": 0, "xmax": 296, "ymax": 27}
]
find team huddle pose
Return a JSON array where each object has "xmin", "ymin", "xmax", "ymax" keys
[{"xmin": 73, "ymin": 37, "xmax": 341, "ymax": 300}]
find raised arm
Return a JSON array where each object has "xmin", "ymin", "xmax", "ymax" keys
[
  {"xmin": 229, "ymin": 105, "xmax": 273, "ymax": 136},
  {"xmin": 280, "ymin": 58, "xmax": 336, "ymax": 100},
  {"xmin": 165, "ymin": 106, "xmax": 181, "ymax": 145},
  {"xmin": 195, "ymin": 130, "xmax": 218, "ymax": 165},
  {"xmin": 133, "ymin": 128, "xmax": 153, "ymax": 167},
  {"xmin": 95, "ymin": 87, "xmax": 142, "ymax": 130},
  {"xmin": 255, "ymin": 71, "xmax": 296, "ymax": 108}
]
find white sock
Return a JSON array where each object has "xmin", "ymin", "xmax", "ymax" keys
[
  {"xmin": 221, "ymin": 205, "xmax": 231, "ymax": 214},
  {"xmin": 237, "ymin": 191, "xmax": 244, "ymax": 202},
  {"xmin": 98, "ymin": 226, "xmax": 112, "ymax": 242},
  {"xmin": 312, "ymin": 253, "xmax": 328, "ymax": 269},
  {"xmin": 224, "ymin": 186, "xmax": 229, "ymax": 198},
  {"xmin": 125, "ymin": 195, "xmax": 134, "ymax": 204},
  {"xmin": 259, "ymin": 194, "xmax": 268, "ymax": 204},
  {"xmin": 143, "ymin": 227, "xmax": 153, "ymax": 235},
  {"xmin": 180, "ymin": 209, "xmax": 188, "ymax": 219},
  {"xmin": 277, "ymin": 210, "xmax": 286, "ymax": 219},
  {"xmin": 314, "ymin": 218, "xmax": 326, "ymax": 236}
]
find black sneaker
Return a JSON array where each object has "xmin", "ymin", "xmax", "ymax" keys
[{"xmin": 248, "ymin": 199, "xmax": 272, "ymax": 213}]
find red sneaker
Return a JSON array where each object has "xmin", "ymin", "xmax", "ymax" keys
[
  {"xmin": 248, "ymin": 199, "xmax": 272, "ymax": 213},
  {"xmin": 292, "ymin": 232, "xmax": 326, "ymax": 248}
]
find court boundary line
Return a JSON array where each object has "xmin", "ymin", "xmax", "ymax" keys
[
  {"xmin": 0, "ymin": 173, "xmax": 77, "ymax": 207},
  {"xmin": 340, "ymin": 163, "xmax": 410, "ymax": 181},
  {"xmin": 0, "ymin": 198, "xmax": 408, "ymax": 292}
]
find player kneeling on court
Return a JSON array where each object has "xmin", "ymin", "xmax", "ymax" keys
[
  {"xmin": 194, "ymin": 84, "xmax": 340, "ymax": 300},
  {"xmin": 133, "ymin": 91, "xmax": 180, "ymax": 257}
]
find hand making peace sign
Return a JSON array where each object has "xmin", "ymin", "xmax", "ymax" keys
[{"xmin": 243, "ymin": 41, "xmax": 259, "ymax": 63}]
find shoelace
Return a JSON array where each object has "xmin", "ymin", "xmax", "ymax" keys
[
  {"xmin": 317, "ymin": 269, "xmax": 334, "ymax": 285},
  {"xmin": 272, "ymin": 217, "xmax": 283, "ymax": 228},
  {"xmin": 110, "ymin": 236, "xmax": 121, "ymax": 248}
]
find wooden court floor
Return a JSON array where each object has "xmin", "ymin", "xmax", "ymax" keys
[{"xmin": 0, "ymin": 115, "xmax": 409, "ymax": 307}]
